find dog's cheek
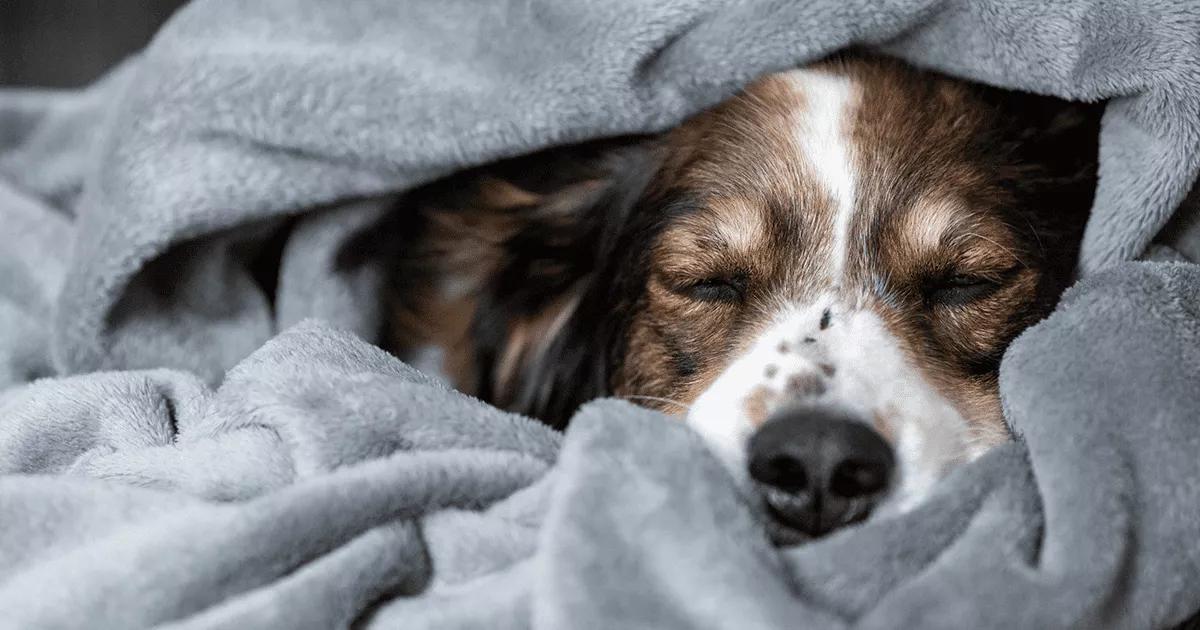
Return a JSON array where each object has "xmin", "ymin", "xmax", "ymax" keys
[
  {"xmin": 954, "ymin": 375, "xmax": 1009, "ymax": 445},
  {"xmin": 614, "ymin": 316, "xmax": 673, "ymax": 400},
  {"xmin": 880, "ymin": 279, "xmax": 1033, "ymax": 442},
  {"xmin": 931, "ymin": 272, "xmax": 1042, "ymax": 371},
  {"xmin": 615, "ymin": 290, "xmax": 739, "ymax": 407},
  {"xmin": 616, "ymin": 303, "xmax": 695, "ymax": 402}
]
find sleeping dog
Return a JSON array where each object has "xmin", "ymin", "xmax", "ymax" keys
[{"xmin": 386, "ymin": 54, "xmax": 1099, "ymax": 543}]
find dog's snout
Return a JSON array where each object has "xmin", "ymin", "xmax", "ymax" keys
[{"xmin": 747, "ymin": 406, "xmax": 894, "ymax": 539}]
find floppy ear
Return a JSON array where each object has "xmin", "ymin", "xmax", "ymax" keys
[
  {"xmin": 981, "ymin": 89, "xmax": 1103, "ymax": 292},
  {"xmin": 984, "ymin": 89, "xmax": 1103, "ymax": 212},
  {"xmin": 459, "ymin": 138, "xmax": 665, "ymax": 427}
]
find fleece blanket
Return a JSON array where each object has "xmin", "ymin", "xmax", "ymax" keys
[{"xmin": 2, "ymin": 0, "xmax": 1200, "ymax": 628}]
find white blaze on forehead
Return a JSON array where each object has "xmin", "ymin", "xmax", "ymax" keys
[{"xmin": 780, "ymin": 70, "xmax": 860, "ymax": 283}]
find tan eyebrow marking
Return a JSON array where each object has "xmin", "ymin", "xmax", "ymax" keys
[
  {"xmin": 706, "ymin": 197, "xmax": 767, "ymax": 254},
  {"xmin": 954, "ymin": 232, "xmax": 1029, "ymax": 269},
  {"xmin": 891, "ymin": 196, "xmax": 1029, "ymax": 275},
  {"xmin": 903, "ymin": 196, "xmax": 963, "ymax": 252}
]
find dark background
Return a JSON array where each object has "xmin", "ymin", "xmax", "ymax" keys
[{"xmin": 1, "ymin": 1, "xmax": 188, "ymax": 87}]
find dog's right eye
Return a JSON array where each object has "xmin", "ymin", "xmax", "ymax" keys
[
  {"xmin": 682, "ymin": 274, "xmax": 747, "ymax": 303},
  {"xmin": 923, "ymin": 273, "xmax": 1001, "ymax": 307}
]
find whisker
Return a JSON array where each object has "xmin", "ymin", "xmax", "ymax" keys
[
  {"xmin": 1018, "ymin": 215, "xmax": 1045, "ymax": 257},
  {"xmin": 620, "ymin": 394, "xmax": 692, "ymax": 413}
]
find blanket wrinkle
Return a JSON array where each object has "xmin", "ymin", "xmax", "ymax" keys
[{"xmin": 2, "ymin": 1, "xmax": 1200, "ymax": 628}]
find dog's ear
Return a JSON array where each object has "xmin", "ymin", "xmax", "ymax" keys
[
  {"xmin": 980, "ymin": 89, "xmax": 1103, "ymax": 290},
  {"xmin": 463, "ymin": 137, "xmax": 665, "ymax": 427},
  {"xmin": 983, "ymin": 89, "xmax": 1103, "ymax": 210},
  {"xmin": 1001, "ymin": 94, "xmax": 1101, "ymax": 190}
]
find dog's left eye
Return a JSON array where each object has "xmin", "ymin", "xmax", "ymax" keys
[
  {"xmin": 924, "ymin": 273, "xmax": 999, "ymax": 306},
  {"xmin": 683, "ymin": 274, "xmax": 747, "ymax": 303}
]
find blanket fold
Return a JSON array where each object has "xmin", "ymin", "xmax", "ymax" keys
[{"xmin": 3, "ymin": 0, "xmax": 1200, "ymax": 628}]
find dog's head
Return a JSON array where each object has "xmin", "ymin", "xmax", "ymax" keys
[{"xmin": 395, "ymin": 54, "xmax": 1099, "ymax": 541}]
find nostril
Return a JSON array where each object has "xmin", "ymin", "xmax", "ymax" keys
[
  {"xmin": 750, "ymin": 454, "xmax": 809, "ymax": 493},
  {"xmin": 829, "ymin": 459, "xmax": 890, "ymax": 497}
]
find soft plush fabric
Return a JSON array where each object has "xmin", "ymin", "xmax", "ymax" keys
[{"xmin": 1, "ymin": 0, "xmax": 1199, "ymax": 628}]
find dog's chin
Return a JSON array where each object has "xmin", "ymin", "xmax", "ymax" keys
[
  {"xmin": 764, "ymin": 519, "xmax": 814, "ymax": 546},
  {"xmin": 762, "ymin": 506, "xmax": 877, "ymax": 547},
  {"xmin": 758, "ymin": 484, "xmax": 881, "ymax": 547}
]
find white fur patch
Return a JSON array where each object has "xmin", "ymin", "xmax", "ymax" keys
[{"xmin": 781, "ymin": 70, "xmax": 859, "ymax": 283}]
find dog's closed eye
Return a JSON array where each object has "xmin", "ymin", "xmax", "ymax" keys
[
  {"xmin": 679, "ymin": 272, "xmax": 749, "ymax": 303},
  {"xmin": 923, "ymin": 271, "xmax": 1010, "ymax": 307}
]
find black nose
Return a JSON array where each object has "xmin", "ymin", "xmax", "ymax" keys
[{"xmin": 747, "ymin": 406, "xmax": 894, "ymax": 540}]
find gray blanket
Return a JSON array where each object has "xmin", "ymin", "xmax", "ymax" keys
[{"xmin": 2, "ymin": 0, "xmax": 1200, "ymax": 628}]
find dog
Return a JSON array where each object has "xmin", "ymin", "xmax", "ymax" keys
[{"xmin": 384, "ymin": 53, "xmax": 1099, "ymax": 543}]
